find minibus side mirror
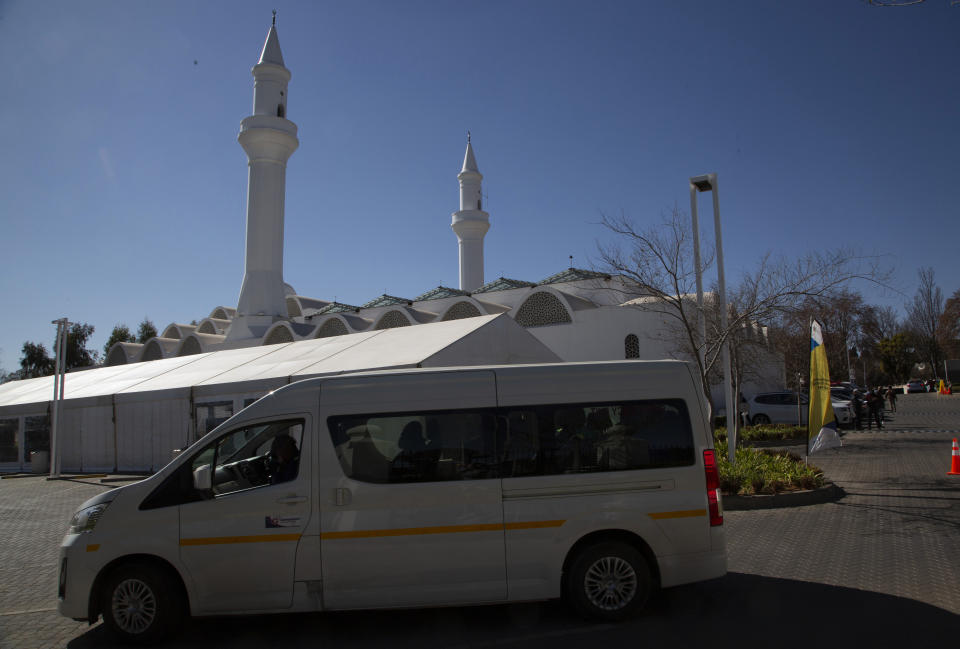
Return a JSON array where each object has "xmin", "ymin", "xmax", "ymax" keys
[{"xmin": 193, "ymin": 465, "xmax": 212, "ymax": 492}]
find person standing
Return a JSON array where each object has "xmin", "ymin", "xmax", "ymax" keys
[
  {"xmin": 852, "ymin": 390, "xmax": 864, "ymax": 430},
  {"xmin": 886, "ymin": 386, "xmax": 897, "ymax": 413},
  {"xmin": 867, "ymin": 389, "xmax": 884, "ymax": 430}
]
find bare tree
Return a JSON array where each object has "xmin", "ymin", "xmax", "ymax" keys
[
  {"xmin": 939, "ymin": 288, "xmax": 960, "ymax": 359},
  {"xmin": 597, "ymin": 208, "xmax": 892, "ymax": 413},
  {"xmin": 906, "ymin": 267, "xmax": 944, "ymax": 377}
]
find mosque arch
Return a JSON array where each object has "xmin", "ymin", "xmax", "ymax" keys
[
  {"xmin": 374, "ymin": 310, "xmax": 412, "ymax": 330},
  {"xmin": 105, "ymin": 342, "xmax": 143, "ymax": 366},
  {"xmin": 286, "ymin": 297, "xmax": 302, "ymax": 317},
  {"xmin": 441, "ymin": 301, "xmax": 482, "ymax": 322},
  {"xmin": 315, "ymin": 317, "xmax": 349, "ymax": 338},
  {"xmin": 210, "ymin": 307, "xmax": 236, "ymax": 320},
  {"xmin": 625, "ymin": 334, "xmax": 640, "ymax": 359},
  {"xmin": 263, "ymin": 323, "xmax": 295, "ymax": 345},
  {"xmin": 513, "ymin": 291, "xmax": 572, "ymax": 327},
  {"xmin": 179, "ymin": 336, "xmax": 202, "ymax": 356},
  {"xmin": 140, "ymin": 338, "xmax": 176, "ymax": 362},
  {"xmin": 197, "ymin": 318, "xmax": 231, "ymax": 335},
  {"xmin": 161, "ymin": 323, "xmax": 197, "ymax": 340}
]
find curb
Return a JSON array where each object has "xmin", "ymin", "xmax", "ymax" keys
[{"xmin": 723, "ymin": 482, "xmax": 845, "ymax": 511}]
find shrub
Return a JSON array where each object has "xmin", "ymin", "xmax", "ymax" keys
[
  {"xmin": 714, "ymin": 424, "xmax": 805, "ymax": 444},
  {"xmin": 714, "ymin": 439, "xmax": 825, "ymax": 496}
]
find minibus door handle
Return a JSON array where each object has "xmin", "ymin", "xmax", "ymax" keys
[{"xmin": 276, "ymin": 496, "xmax": 307, "ymax": 505}]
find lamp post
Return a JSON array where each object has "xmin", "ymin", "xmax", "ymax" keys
[
  {"xmin": 50, "ymin": 318, "xmax": 72, "ymax": 479},
  {"xmin": 689, "ymin": 173, "xmax": 736, "ymax": 463}
]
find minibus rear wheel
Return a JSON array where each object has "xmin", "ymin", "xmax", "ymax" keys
[
  {"xmin": 565, "ymin": 541, "xmax": 651, "ymax": 622},
  {"xmin": 101, "ymin": 561, "xmax": 181, "ymax": 644}
]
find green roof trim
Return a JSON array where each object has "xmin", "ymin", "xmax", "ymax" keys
[
  {"xmin": 315, "ymin": 302, "xmax": 361, "ymax": 314},
  {"xmin": 472, "ymin": 277, "xmax": 537, "ymax": 294},
  {"xmin": 361, "ymin": 294, "xmax": 413, "ymax": 308},
  {"xmin": 539, "ymin": 268, "xmax": 610, "ymax": 285},
  {"xmin": 414, "ymin": 286, "xmax": 472, "ymax": 301}
]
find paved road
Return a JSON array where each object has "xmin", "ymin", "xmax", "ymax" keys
[{"xmin": 1, "ymin": 393, "xmax": 957, "ymax": 648}]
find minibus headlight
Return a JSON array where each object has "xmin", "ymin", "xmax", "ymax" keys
[{"xmin": 68, "ymin": 503, "xmax": 110, "ymax": 534}]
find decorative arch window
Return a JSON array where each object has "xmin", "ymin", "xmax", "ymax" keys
[
  {"xmin": 316, "ymin": 318, "xmax": 349, "ymax": 338},
  {"xmin": 625, "ymin": 334, "xmax": 640, "ymax": 359},
  {"xmin": 513, "ymin": 292, "xmax": 572, "ymax": 327},
  {"xmin": 441, "ymin": 301, "xmax": 482, "ymax": 322},
  {"xmin": 264, "ymin": 326, "xmax": 294, "ymax": 345},
  {"xmin": 375, "ymin": 310, "xmax": 412, "ymax": 330}
]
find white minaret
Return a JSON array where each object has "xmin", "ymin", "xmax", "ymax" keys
[
  {"xmin": 450, "ymin": 133, "xmax": 490, "ymax": 292},
  {"xmin": 229, "ymin": 15, "xmax": 299, "ymax": 340}
]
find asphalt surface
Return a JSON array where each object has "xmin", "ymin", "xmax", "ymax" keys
[{"xmin": 1, "ymin": 392, "xmax": 957, "ymax": 648}]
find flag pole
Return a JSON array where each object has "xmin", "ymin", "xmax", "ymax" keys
[{"xmin": 806, "ymin": 317, "xmax": 813, "ymax": 461}]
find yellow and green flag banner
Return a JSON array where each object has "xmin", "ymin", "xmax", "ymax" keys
[{"xmin": 809, "ymin": 320, "xmax": 841, "ymax": 453}]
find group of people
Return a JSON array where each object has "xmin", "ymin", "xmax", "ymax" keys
[{"xmin": 851, "ymin": 387, "xmax": 898, "ymax": 430}]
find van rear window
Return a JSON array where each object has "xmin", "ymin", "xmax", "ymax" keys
[{"xmin": 327, "ymin": 399, "xmax": 694, "ymax": 483}]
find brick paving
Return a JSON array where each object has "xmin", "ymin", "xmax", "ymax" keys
[{"xmin": 0, "ymin": 393, "xmax": 957, "ymax": 648}]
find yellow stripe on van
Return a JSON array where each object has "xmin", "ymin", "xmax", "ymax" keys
[
  {"xmin": 504, "ymin": 520, "xmax": 565, "ymax": 531},
  {"xmin": 85, "ymin": 544, "xmax": 100, "ymax": 552},
  {"xmin": 320, "ymin": 520, "xmax": 565, "ymax": 540},
  {"xmin": 648, "ymin": 509, "xmax": 707, "ymax": 520},
  {"xmin": 179, "ymin": 533, "xmax": 301, "ymax": 546}
]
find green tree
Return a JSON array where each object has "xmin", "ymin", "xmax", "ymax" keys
[
  {"xmin": 15, "ymin": 322, "xmax": 98, "ymax": 379},
  {"xmin": 104, "ymin": 324, "xmax": 136, "ymax": 357},
  {"xmin": 64, "ymin": 322, "xmax": 99, "ymax": 369},
  {"xmin": 136, "ymin": 318, "xmax": 158, "ymax": 343},
  {"xmin": 876, "ymin": 333, "xmax": 918, "ymax": 383},
  {"xmin": 18, "ymin": 341, "xmax": 54, "ymax": 378}
]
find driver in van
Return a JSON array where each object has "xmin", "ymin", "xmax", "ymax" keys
[{"xmin": 269, "ymin": 433, "xmax": 300, "ymax": 484}]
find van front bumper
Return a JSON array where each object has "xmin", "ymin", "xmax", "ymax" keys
[{"xmin": 57, "ymin": 533, "xmax": 102, "ymax": 621}]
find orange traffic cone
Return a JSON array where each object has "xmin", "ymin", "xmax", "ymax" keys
[{"xmin": 949, "ymin": 439, "xmax": 960, "ymax": 476}]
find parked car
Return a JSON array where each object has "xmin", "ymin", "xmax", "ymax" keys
[
  {"xmin": 748, "ymin": 392, "xmax": 808, "ymax": 425},
  {"xmin": 831, "ymin": 386, "xmax": 854, "ymax": 402},
  {"xmin": 747, "ymin": 391, "xmax": 852, "ymax": 427},
  {"xmin": 906, "ymin": 380, "xmax": 926, "ymax": 394}
]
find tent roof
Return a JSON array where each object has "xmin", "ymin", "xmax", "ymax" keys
[{"xmin": 0, "ymin": 314, "xmax": 560, "ymax": 409}]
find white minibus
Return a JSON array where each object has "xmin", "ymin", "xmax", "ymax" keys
[{"xmin": 58, "ymin": 361, "xmax": 726, "ymax": 643}]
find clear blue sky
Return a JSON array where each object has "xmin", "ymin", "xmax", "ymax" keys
[{"xmin": 1, "ymin": 0, "xmax": 957, "ymax": 373}]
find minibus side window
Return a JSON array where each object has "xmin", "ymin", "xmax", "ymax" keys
[
  {"xmin": 327, "ymin": 410, "xmax": 498, "ymax": 483},
  {"xmin": 194, "ymin": 420, "xmax": 304, "ymax": 496},
  {"xmin": 501, "ymin": 399, "xmax": 695, "ymax": 477}
]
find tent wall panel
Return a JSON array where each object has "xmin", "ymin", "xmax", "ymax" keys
[
  {"xmin": 59, "ymin": 405, "xmax": 115, "ymax": 473},
  {"xmin": 59, "ymin": 408, "xmax": 84, "ymax": 473},
  {"xmin": 80, "ymin": 405, "xmax": 116, "ymax": 472},
  {"xmin": 117, "ymin": 399, "xmax": 190, "ymax": 472}
]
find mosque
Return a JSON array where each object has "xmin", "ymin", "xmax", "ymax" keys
[
  {"xmin": 103, "ymin": 21, "xmax": 664, "ymax": 368},
  {"xmin": 0, "ymin": 23, "xmax": 783, "ymax": 474}
]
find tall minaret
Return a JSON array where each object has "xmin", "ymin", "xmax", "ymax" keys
[
  {"xmin": 450, "ymin": 133, "xmax": 490, "ymax": 292},
  {"xmin": 230, "ymin": 14, "xmax": 299, "ymax": 340}
]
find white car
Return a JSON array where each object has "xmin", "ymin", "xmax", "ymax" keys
[{"xmin": 748, "ymin": 392, "xmax": 852, "ymax": 427}]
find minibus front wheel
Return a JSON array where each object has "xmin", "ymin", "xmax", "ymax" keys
[
  {"xmin": 100, "ymin": 560, "xmax": 182, "ymax": 644},
  {"xmin": 565, "ymin": 541, "xmax": 652, "ymax": 622}
]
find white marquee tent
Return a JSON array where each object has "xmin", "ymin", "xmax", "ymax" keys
[{"xmin": 0, "ymin": 314, "xmax": 559, "ymax": 473}]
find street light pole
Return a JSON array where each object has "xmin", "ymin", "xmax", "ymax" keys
[
  {"xmin": 49, "ymin": 318, "xmax": 72, "ymax": 479},
  {"xmin": 689, "ymin": 183, "xmax": 707, "ymax": 372},
  {"xmin": 690, "ymin": 173, "xmax": 736, "ymax": 464}
]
